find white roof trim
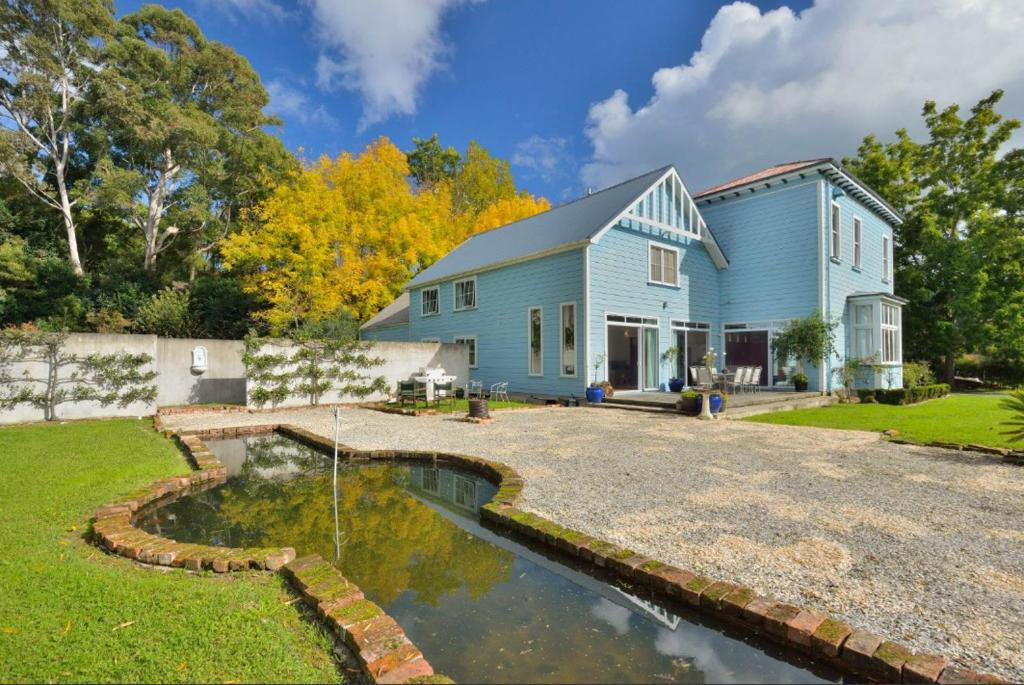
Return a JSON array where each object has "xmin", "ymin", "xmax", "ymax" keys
[{"xmin": 588, "ymin": 167, "xmax": 729, "ymax": 270}]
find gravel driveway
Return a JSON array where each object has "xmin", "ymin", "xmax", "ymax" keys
[{"xmin": 161, "ymin": 406, "xmax": 1024, "ymax": 681}]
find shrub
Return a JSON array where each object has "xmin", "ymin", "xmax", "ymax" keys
[
  {"xmin": 770, "ymin": 312, "xmax": 838, "ymax": 377},
  {"xmin": 858, "ymin": 383, "xmax": 949, "ymax": 405},
  {"xmin": 902, "ymin": 361, "xmax": 935, "ymax": 389},
  {"xmin": 189, "ymin": 276, "xmax": 262, "ymax": 340},
  {"xmin": 857, "ymin": 388, "xmax": 878, "ymax": 403},
  {"xmin": 133, "ymin": 288, "xmax": 199, "ymax": 338},
  {"xmin": 1000, "ymin": 390, "xmax": 1024, "ymax": 444}
]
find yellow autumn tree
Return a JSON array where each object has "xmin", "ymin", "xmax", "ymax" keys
[
  {"xmin": 221, "ymin": 138, "xmax": 451, "ymax": 332},
  {"xmin": 470, "ymin": 194, "xmax": 551, "ymax": 235}
]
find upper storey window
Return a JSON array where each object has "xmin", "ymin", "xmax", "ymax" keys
[
  {"xmin": 649, "ymin": 242, "xmax": 679, "ymax": 287},
  {"xmin": 453, "ymin": 277, "xmax": 476, "ymax": 311}
]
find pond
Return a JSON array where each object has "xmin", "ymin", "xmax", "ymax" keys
[{"xmin": 136, "ymin": 433, "xmax": 841, "ymax": 684}]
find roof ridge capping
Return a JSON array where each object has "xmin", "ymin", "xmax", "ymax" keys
[{"xmin": 694, "ymin": 158, "xmax": 902, "ymax": 224}]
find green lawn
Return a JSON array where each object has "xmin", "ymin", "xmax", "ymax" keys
[
  {"xmin": 0, "ymin": 419, "xmax": 340, "ymax": 684},
  {"xmin": 387, "ymin": 398, "xmax": 532, "ymax": 414},
  {"xmin": 745, "ymin": 392, "xmax": 1020, "ymax": 450}
]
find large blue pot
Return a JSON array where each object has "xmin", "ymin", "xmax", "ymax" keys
[
  {"xmin": 696, "ymin": 392, "xmax": 724, "ymax": 414},
  {"xmin": 585, "ymin": 386, "xmax": 605, "ymax": 404},
  {"xmin": 668, "ymin": 378, "xmax": 686, "ymax": 393}
]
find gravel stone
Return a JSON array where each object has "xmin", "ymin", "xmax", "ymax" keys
[{"xmin": 162, "ymin": 406, "xmax": 1024, "ymax": 682}]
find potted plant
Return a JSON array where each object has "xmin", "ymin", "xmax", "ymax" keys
[
  {"xmin": 586, "ymin": 353, "xmax": 609, "ymax": 403},
  {"xmin": 695, "ymin": 389, "xmax": 728, "ymax": 414},
  {"xmin": 677, "ymin": 389, "xmax": 700, "ymax": 415},
  {"xmin": 662, "ymin": 346, "xmax": 685, "ymax": 392},
  {"xmin": 769, "ymin": 312, "xmax": 838, "ymax": 393}
]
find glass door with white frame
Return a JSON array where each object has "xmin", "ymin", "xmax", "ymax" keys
[{"xmin": 643, "ymin": 327, "xmax": 659, "ymax": 390}]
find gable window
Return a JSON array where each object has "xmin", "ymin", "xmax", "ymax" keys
[
  {"xmin": 648, "ymin": 242, "xmax": 679, "ymax": 287},
  {"xmin": 852, "ymin": 304, "xmax": 874, "ymax": 359},
  {"xmin": 453, "ymin": 336, "xmax": 477, "ymax": 368},
  {"xmin": 560, "ymin": 302, "xmax": 576, "ymax": 377},
  {"xmin": 853, "ymin": 217, "xmax": 863, "ymax": 269},
  {"xmin": 453, "ymin": 277, "xmax": 476, "ymax": 310},
  {"xmin": 882, "ymin": 236, "xmax": 891, "ymax": 283},
  {"xmin": 881, "ymin": 304, "xmax": 900, "ymax": 363},
  {"xmin": 831, "ymin": 201, "xmax": 841, "ymax": 261},
  {"xmin": 528, "ymin": 306, "xmax": 543, "ymax": 376},
  {"xmin": 421, "ymin": 287, "xmax": 439, "ymax": 316}
]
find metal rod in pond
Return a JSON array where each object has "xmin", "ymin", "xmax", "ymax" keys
[{"xmin": 332, "ymin": 406, "xmax": 341, "ymax": 564}]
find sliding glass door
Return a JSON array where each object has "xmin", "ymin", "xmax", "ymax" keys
[{"xmin": 643, "ymin": 327, "xmax": 659, "ymax": 390}]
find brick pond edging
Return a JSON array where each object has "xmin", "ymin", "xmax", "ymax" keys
[
  {"xmin": 887, "ymin": 437, "xmax": 1024, "ymax": 466},
  {"xmin": 90, "ymin": 420, "xmax": 448, "ymax": 685},
  {"xmin": 274, "ymin": 424, "xmax": 1006, "ymax": 685}
]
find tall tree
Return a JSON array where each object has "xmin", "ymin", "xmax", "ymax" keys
[
  {"xmin": 90, "ymin": 5, "xmax": 290, "ymax": 273},
  {"xmin": 451, "ymin": 140, "xmax": 518, "ymax": 217},
  {"xmin": 0, "ymin": 0, "xmax": 116, "ymax": 275},
  {"xmin": 406, "ymin": 133, "xmax": 460, "ymax": 190},
  {"xmin": 845, "ymin": 90, "xmax": 1024, "ymax": 381}
]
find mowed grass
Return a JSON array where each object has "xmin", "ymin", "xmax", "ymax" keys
[
  {"xmin": 0, "ymin": 418, "xmax": 340, "ymax": 684},
  {"xmin": 745, "ymin": 392, "xmax": 1019, "ymax": 449}
]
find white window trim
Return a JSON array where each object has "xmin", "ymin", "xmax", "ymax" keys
[
  {"xmin": 453, "ymin": 335, "xmax": 478, "ymax": 368},
  {"xmin": 420, "ymin": 286, "xmax": 440, "ymax": 317},
  {"xmin": 830, "ymin": 201, "xmax": 841, "ymax": 262},
  {"xmin": 852, "ymin": 216, "xmax": 863, "ymax": 270},
  {"xmin": 559, "ymin": 301, "xmax": 577, "ymax": 378},
  {"xmin": 882, "ymin": 235, "xmax": 891, "ymax": 283},
  {"xmin": 647, "ymin": 240, "xmax": 680, "ymax": 287},
  {"xmin": 527, "ymin": 306, "xmax": 543, "ymax": 377},
  {"xmin": 851, "ymin": 303, "xmax": 875, "ymax": 360},
  {"xmin": 452, "ymin": 276, "xmax": 477, "ymax": 311},
  {"xmin": 880, "ymin": 304, "xmax": 901, "ymax": 364}
]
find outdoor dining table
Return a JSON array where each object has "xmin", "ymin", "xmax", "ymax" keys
[
  {"xmin": 714, "ymin": 371, "xmax": 735, "ymax": 391},
  {"xmin": 411, "ymin": 374, "xmax": 457, "ymax": 401}
]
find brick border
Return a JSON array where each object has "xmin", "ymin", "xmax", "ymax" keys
[
  {"xmin": 887, "ymin": 437, "xmax": 1024, "ymax": 466},
  {"xmin": 109, "ymin": 419, "xmax": 1005, "ymax": 684},
  {"xmin": 90, "ymin": 421, "xmax": 448, "ymax": 685},
  {"xmin": 276, "ymin": 424, "xmax": 1006, "ymax": 685}
]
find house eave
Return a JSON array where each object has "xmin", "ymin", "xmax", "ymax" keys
[{"xmin": 403, "ymin": 240, "xmax": 591, "ymax": 291}]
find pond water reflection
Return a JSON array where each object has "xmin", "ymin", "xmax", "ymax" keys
[{"xmin": 137, "ymin": 434, "xmax": 840, "ymax": 684}]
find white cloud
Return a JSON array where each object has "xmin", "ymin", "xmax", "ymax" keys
[
  {"xmin": 511, "ymin": 135, "xmax": 571, "ymax": 181},
  {"xmin": 308, "ymin": 0, "xmax": 474, "ymax": 131},
  {"xmin": 581, "ymin": 0, "xmax": 1024, "ymax": 192},
  {"xmin": 265, "ymin": 79, "xmax": 338, "ymax": 129},
  {"xmin": 195, "ymin": 0, "xmax": 288, "ymax": 22}
]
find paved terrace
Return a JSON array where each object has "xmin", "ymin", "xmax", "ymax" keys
[{"xmin": 161, "ymin": 406, "xmax": 1024, "ymax": 682}]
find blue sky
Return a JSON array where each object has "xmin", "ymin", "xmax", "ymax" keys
[{"xmin": 119, "ymin": 0, "xmax": 1024, "ymax": 203}]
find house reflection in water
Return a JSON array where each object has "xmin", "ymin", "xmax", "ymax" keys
[{"xmin": 406, "ymin": 465, "xmax": 496, "ymax": 515}]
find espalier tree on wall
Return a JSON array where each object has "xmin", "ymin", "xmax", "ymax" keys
[
  {"xmin": 242, "ymin": 333, "xmax": 388, "ymax": 408},
  {"xmin": 0, "ymin": 328, "xmax": 157, "ymax": 420}
]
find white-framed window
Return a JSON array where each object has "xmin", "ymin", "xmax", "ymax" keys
[
  {"xmin": 648, "ymin": 242, "xmax": 679, "ymax": 287},
  {"xmin": 881, "ymin": 303, "xmax": 900, "ymax": 363},
  {"xmin": 420, "ymin": 286, "xmax": 439, "ymax": 317},
  {"xmin": 453, "ymin": 335, "xmax": 477, "ymax": 368},
  {"xmin": 421, "ymin": 467, "xmax": 440, "ymax": 494},
  {"xmin": 453, "ymin": 277, "xmax": 476, "ymax": 311},
  {"xmin": 853, "ymin": 217, "xmax": 863, "ymax": 269},
  {"xmin": 559, "ymin": 302, "xmax": 576, "ymax": 377},
  {"xmin": 852, "ymin": 304, "xmax": 874, "ymax": 359},
  {"xmin": 528, "ymin": 306, "xmax": 543, "ymax": 376},
  {"xmin": 882, "ymin": 236, "xmax": 891, "ymax": 283},
  {"xmin": 831, "ymin": 201, "xmax": 841, "ymax": 261}
]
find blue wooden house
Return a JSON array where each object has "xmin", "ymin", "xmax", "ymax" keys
[{"xmin": 361, "ymin": 159, "xmax": 905, "ymax": 396}]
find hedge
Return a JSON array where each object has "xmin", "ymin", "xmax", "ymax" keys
[{"xmin": 856, "ymin": 383, "xmax": 950, "ymax": 405}]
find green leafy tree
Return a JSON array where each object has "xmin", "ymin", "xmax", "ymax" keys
[
  {"xmin": 243, "ymin": 333, "xmax": 387, "ymax": 408},
  {"xmin": 0, "ymin": 327, "xmax": 157, "ymax": 420},
  {"xmin": 132, "ymin": 287, "xmax": 198, "ymax": 337},
  {"xmin": 770, "ymin": 312, "xmax": 838, "ymax": 377},
  {"xmin": 89, "ymin": 5, "xmax": 292, "ymax": 274},
  {"xmin": 0, "ymin": 0, "xmax": 117, "ymax": 275},
  {"xmin": 406, "ymin": 133, "xmax": 460, "ymax": 189},
  {"xmin": 845, "ymin": 91, "xmax": 1024, "ymax": 381},
  {"xmin": 451, "ymin": 140, "xmax": 518, "ymax": 216}
]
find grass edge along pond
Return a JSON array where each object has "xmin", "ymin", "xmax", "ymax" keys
[
  {"xmin": 745, "ymin": 392, "xmax": 1019, "ymax": 450},
  {"xmin": 0, "ymin": 418, "xmax": 340, "ymax": 684}
]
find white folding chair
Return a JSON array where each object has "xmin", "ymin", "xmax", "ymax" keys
[
  {"xmin": 465, "ymin": 379, "xmax": 483, "ymax": 399},
  {"xmin": 748, "ymin": 366, "xmax": 762, "ymax": 393},
  {"xmin": 489, "ymin": 381, "xmax": 509, "ymax": 403}
]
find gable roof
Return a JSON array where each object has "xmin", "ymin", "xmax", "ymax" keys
[
  {"xmin": 360, "ymin": 291, "xmax": 409, "ymax": 330},
  {"xmin": 407, "ymin": 165, "xmax": 728, "ymax": 289},
  {"xmin": 694, "ymin": 158, "xmax": 902, "ymax": 225}
]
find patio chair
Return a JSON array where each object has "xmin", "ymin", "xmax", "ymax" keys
[
  {"xmin": 690, "ymin": 366, "xmax": 702, "ymax": 388},
  {"xmin": 696, "ymin": 367, "xmax": 716, "ymax": 390},
  {"xmin": 396, "ymin": 380, "xmax": 417, "ymax": 406},
  {"xmin": 727, "ymin": 367, "xmax": 748, "ymax": 393},
  {"xmin": 747, "ymin": 366, "xmax": 762, "ymax": 393},
  {"xmin": 489, "ymin": 381, "xmax": 509, "ymax": 403},
  {"xmin": 465, "ymin": 379, "xmax": 484, "ymax": 399},
  {"xmin": 433, "ymin": 381, "xmax": 456, "ymax": 411}
]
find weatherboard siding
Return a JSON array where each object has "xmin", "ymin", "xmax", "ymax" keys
[
  {"xmin": 588, "ymin": 220, "xmax": 721, "ymax": 387},
  {"xmin": 409, "ymin": 248, "xmax": 586, "ymax": 396},
  {"xmin": 361, "ymin": 325, "xmax": 410, "ymax": 342},
  {"xmin": 822, "ymin": 183, "xmax": 902, "ymax": 389}
]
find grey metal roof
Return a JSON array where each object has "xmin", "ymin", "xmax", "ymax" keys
[
  {"xmin": 406, "ymin": 166, "xmax": 673, "ymax": 289},
  {"xmin": 360, "ymin": 291, "xmax": 409, "ymax": 330}
]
